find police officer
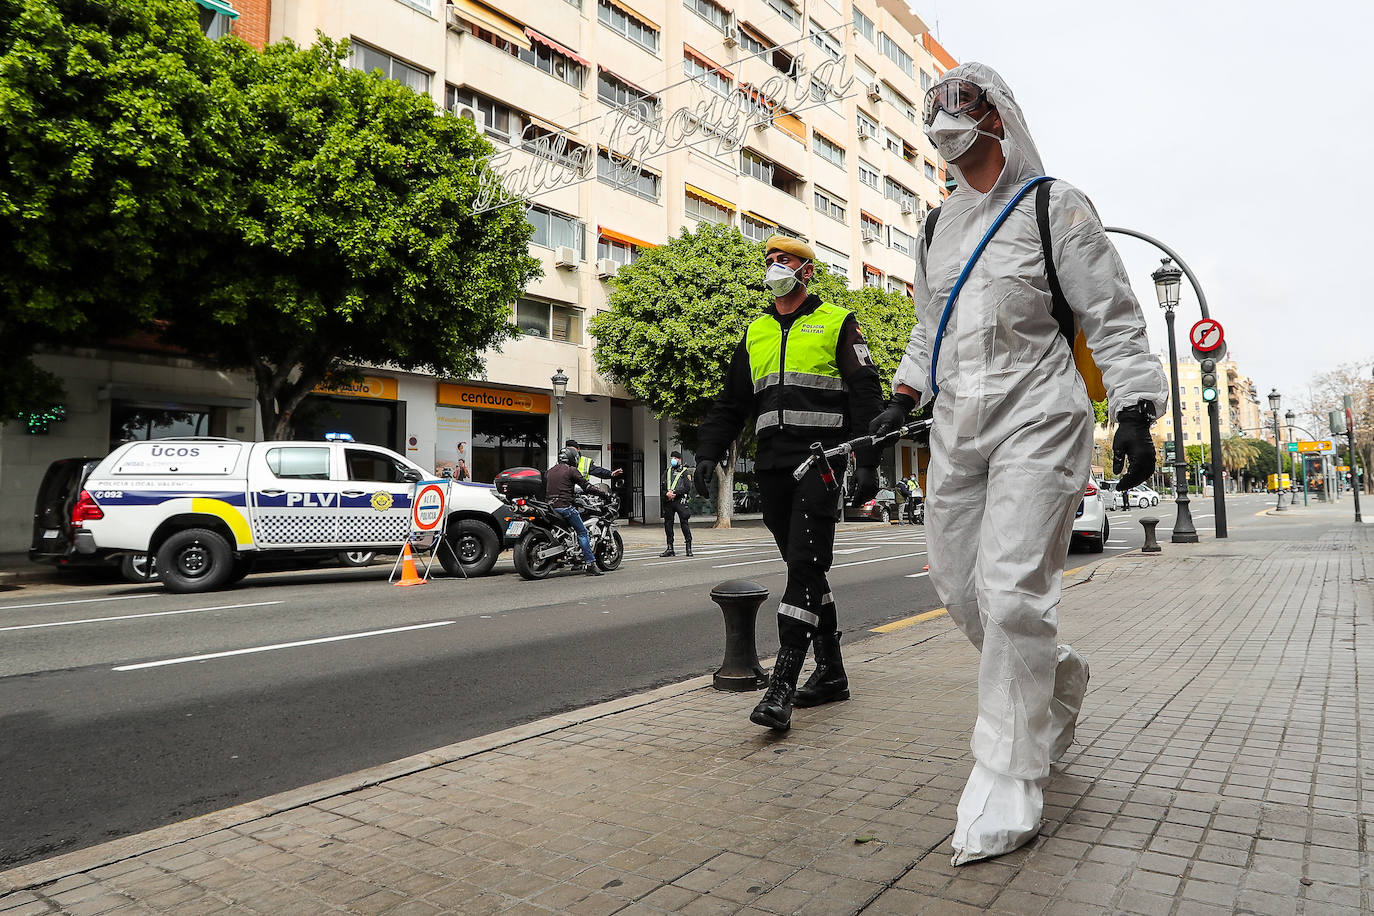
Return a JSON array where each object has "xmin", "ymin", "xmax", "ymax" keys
[
  {"xmin": 660, "ymin": 451, "xmax": 692, "ymax": 557},
  {"xmin": 694, "ymin": 236, "xmax": 883, "ymax": 731},
  {"xmin": 565, "ymin": 439, "xmax": 622, "ymax": 483}
]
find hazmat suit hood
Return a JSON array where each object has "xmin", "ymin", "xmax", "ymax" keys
[{"xmin": 935, "ymin": 63, "xmax": 1045, "ymax": 199}]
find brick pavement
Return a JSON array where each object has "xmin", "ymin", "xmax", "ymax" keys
[{"xmin": 2, "ymin": 516, "xmax": 1370, "ymax": 915}]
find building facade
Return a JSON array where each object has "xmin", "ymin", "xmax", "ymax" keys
[{"xmin": 0, "ymin": 0, "xmax": 956, "ymax": 550}]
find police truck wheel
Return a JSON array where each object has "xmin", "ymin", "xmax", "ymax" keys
[
  {"xmin": 156, "ymin": 528, "xmax": 233, "ymax": 593},
  {"xmin": 336, "ymin": 550, "xmax": 376, "ymax": 567},
  {"xmin": 595, "ymin": 531, "xmax": 624, "ymax": 572},
  {"xmin": 119, "ymin": 553, "xmax": 158, "ymax": 583},
  {"xmin": 440, "ymin": 520, "xmax": 499, "ymax": 577}
]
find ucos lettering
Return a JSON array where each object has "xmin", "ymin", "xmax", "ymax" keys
[{"xmin": 149, "ymin": 447, "xmax": 201, "ymax": 458}]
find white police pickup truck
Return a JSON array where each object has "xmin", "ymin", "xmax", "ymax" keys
[{"xmin": 73, "ymin": 438, "xmax": 510, "ymax": 593}]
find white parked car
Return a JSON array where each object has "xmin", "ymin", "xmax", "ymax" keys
[
  {"xmin": 1070, "ymin": 476, "xmax": 1109, "ymax": 553},
  {"xmin": 1124, "ymin": 484, "xmax": 1161, "ymax": 508},
  {"xmin": 69, "ymin": 437, "xmax": 510, "ymax": 592}
]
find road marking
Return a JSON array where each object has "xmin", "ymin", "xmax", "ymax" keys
[
  {"xmin": 712, "ymin": 556, "xmax": 786, "ymax": 569},
  {"xmin": 0, "ymin": 601, "xmax": 284, "ymax": 633},
  {"xmin": 904, "ymin": 571, "xmax": 929, "ymax": 579},
  {"xmin": 832, "ymin": 547, "xmax": 878, "ymax": 555},
  {"xmin": 0, "ymin": 594, "xmax": 147, "ymax": 612},
  {"xmin": 113, "ymin": 620, "xmax": 456, "ymax": 671},
  {"xmin": 872, "ymin": 606, "xmax": 948, "ymax": 633},
  {"xmin": 831, "ymin": 551, "xmax": 926, "ymax": 570}
]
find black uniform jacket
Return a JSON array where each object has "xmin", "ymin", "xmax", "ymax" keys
[{"xmin": 695, "ymin": 295, "xmax": 885, "ymax": 472}]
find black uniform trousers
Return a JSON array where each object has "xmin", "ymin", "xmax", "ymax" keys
[
  {"xmin": 663, "ymin": 498, "xmax": 692, "ymax": 547},
  {"xmin": 757, "ymin": 462, "xmax": 840, "ymax": 650}
]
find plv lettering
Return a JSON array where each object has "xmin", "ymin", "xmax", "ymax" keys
[{"xmin": 286, "ymin": 493, "xmax": 337, "ymax": 507}]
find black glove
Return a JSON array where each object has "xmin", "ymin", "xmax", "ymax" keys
[
  {"xmin": 870, "ymin": 392, "xmax": 917, "ymax": 437},
  {"xmin": 693, "ymin": 459, "xmax": 717, "ymax": 497},
  {"xmin": 1113, "ymin": 402, "xmax": 1157, "ymax": 491},
  {"xmin": 850, "ymin": 466, "xmax": 879, "ymax": 505}
]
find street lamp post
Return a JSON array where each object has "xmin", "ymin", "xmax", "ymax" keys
[
  {"xmin": 1286, "ymin": 409, "xmax": 1307, "ymax": 506},
  {"xmin": 1269, "ymin": 389, "xmax": 1286, "ymax": 511},
  {"xmin": 551, "ymin": 368, "xmax": 569, "ymax": 463},
  {"xmin": 1153, "ymin": 258, "xmax": 1198, "ymax": 543}
]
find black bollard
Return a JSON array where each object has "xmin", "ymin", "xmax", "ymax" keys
[
  {"xmin": 1140, "ymin": 517, "xmax": 1162, "ymax": 553},
  {"xmin": 710, "ymin": 579, "xmax": 770, "ymax": 691}
]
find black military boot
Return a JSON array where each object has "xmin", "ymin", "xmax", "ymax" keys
[
  {"xmin": 685, "ymin": 542, "xmax": 694, "ymax": 557},
  {"xmin": 659, "ymin": 547, "xmax": 675, "ymax": 557},
  {"xmin": 793, "ymin": 631, "xmax": 850, "ymax": 708},
  {"xmin": 750, "ymin": 643, "xmax": 809, "ymax": 731}
]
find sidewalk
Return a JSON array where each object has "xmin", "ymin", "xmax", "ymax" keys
[{"xmin": 3, "ymin": 519, "xmax": 1370, "ymax": 915}]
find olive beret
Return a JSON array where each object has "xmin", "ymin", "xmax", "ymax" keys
[{"xmin": 764, "ymin": 235, "xmax": 816, "ymax": 261}]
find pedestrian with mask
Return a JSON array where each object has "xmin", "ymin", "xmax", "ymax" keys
[
  {"xmin": 695, "ymin": 236, "xmax": 884, "ymax": 731},
  {"xmin": 870, "ymin": 63, "xmax": 1166, "ymax": 865},
  {"xmin": 660, "ymin": 451, "xmax": 692, "ymax": 557}
]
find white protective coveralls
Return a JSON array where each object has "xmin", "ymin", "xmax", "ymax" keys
[{"xmin": 893, "ymin": 63, "xmax": 1167, "ymax": 865}]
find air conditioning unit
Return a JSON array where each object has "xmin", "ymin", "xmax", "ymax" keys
[
  {"xmin": 554, "ymin": 246, "xmax": 579, "ymax": 269},
  {"xmin": 867, "ymin": 82, "xmax": 882, "ymax": 103},
  {"xmin": 595, "ymin": 258, "xmax": 618, "ymax": 279},
  {"xmin": 861, "ymin": 228, "xmax": 880, "ymax": 243},
  {"xmin": 899, "ymin": 201, "xmax": 914, "ymax": 215},
  {"xmin": 753, "ymin": 116, "xmax": 772, "ymax": 132},
  {"xmin": 723, "ymin": 25, "xmax": 739, "ymax": 47},
  {"xmin": 451, "ymin": 103, "xmax": 488, "ymax": 136},
  {"xmin": 857, "ymin": 124, "xmax": 873, "ymax": 141}
]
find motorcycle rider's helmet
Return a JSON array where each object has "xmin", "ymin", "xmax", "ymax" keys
[{"xmin": 560, "ymin": 446, "xmax": 580, "ymax": 465}]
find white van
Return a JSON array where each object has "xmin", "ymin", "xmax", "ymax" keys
[{"xmin": 74, "ymin": 438, "xmax": 510, "ymax": 592}]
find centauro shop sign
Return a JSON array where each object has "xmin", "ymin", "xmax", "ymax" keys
[
  {"xmin": 312, "ymin": 375, "xmax": 399, "ymax": 400},
  {"xmin": 438, "ymin": 383, "xmax": 551, "ymax": 415}
]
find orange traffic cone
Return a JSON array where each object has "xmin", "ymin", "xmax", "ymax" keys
[{"xmin": 394, "ymin": 542, "xmax": 427, "ymax": 587}]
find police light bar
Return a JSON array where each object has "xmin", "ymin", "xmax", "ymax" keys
[{"xmin": 324, "ymin": 432, "xmax": 355, "ymax": 442}]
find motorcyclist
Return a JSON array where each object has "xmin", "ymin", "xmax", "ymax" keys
[
  {"xmin": 870, "ymin": 63, "xmax": 1167, "ymax": 865},
  {"xmin": 546, "ymin": 446, "xmax": 606, "ymax": 577}
]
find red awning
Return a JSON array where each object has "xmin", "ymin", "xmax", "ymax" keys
[{"xmin": 526, "ymin": 28, "xmax": 589, "ymax": 68}]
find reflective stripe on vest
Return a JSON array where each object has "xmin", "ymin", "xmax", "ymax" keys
[
  {"xmin": 666, "ymin": 467, "xmax": 687, "ymax": 492},
  {"xmin": 746, "ymin": 302, "xmax": 850, "ymax": 436},
  {"xmin": 577, "ymin": 456, "xmax": 592, "ymax": 477}
]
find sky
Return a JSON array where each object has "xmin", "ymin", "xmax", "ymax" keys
[{"xmin": 909, "ymin": 0, "xmax": 1374, "ymax": 420}]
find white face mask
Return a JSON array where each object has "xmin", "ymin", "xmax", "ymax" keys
[
  {"xmin": 765, "ymin": 261, "xmax": 807, "ymax": 297},
  {"xmin": 926, "ymin": 109, "xmax": 997, "ymax": 162}
]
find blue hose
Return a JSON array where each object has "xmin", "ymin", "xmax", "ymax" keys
[{"xmin": 928, "ymin": 176, "xmax": 1054, "ymax": 396}]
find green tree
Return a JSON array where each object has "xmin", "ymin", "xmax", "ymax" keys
[
  {"xmin": 1091, "ymin": 400, "xmax": 1110, "ymax": 427},
  {"xmin": 0, "ymin": 0, "xmax": 232, "ymax": 420},
  {"xmin": 160, "ymin": 36, "xmax": 540, "ymax": 437},
  {"xmin": 590, "ymin": 224, "xmax": 914, "ymax": 526}
]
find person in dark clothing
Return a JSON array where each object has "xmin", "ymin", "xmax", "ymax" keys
[
  {"xmin": 694, "ymin": 235, "xmax": 884, "ymax": 731},
  {"xmin": 565, "ymin": 439, "xmax": 623, "ymax": 482},
  {"xmin": 545, "ymin": 446, "xmax": 605, "ymax": 577},
  {"xmin": 660, "ymin": 450, "xmax": 692, "ymax": 557}
]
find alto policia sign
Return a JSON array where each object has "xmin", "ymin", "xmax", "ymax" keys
[{"xmin": 467, "ymin": 25, "xmax": 858, "ymax": 215}]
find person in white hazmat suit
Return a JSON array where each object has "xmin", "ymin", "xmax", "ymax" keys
[{"xmin": 870, "ymin": 63, "xmax": 1167, "ymax": 865}]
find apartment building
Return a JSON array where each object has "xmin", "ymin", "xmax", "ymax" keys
[
  {"xmin": 1154, "ymin": 354, "xmax": 1262, "ymax": 445},
  {"xmin": 0, "ymin": 0, "xmax": 956, "ymax": 548}
]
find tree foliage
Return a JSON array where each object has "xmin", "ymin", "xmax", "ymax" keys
[
  {"xmin": 156, "ymin": 36, "xmax": 540, "ymax": 438},
  {"xmin": 1295, "ymin": 359, "xmax": 1372, "ymax": 493},
  {"xmin": 0, "ymin": 0, "xmax": 232, "ymax": 419}
]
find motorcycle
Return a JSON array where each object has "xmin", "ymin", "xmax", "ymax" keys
[{"xmin": 508, "ymin": 490, "xmax": 624, "ymax": 580}]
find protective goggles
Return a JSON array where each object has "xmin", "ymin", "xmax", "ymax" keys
[{"xmin": 922, "ymin": 78, "xmax": 987, "ymax": 127}]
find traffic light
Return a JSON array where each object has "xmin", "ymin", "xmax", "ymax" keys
[{"xmin": 1200, "ymin": 358, "xmax": 1218, "ymax": 403}]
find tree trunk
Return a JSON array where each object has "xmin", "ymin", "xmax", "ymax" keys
[{"xmin": 714, "ymin": 443, "xmax": 736, "ymax": 529}]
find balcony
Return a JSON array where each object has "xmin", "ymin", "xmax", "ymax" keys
[{"xmin": 446, "ymin": 26, "xmax": 583, "ymax": 130}]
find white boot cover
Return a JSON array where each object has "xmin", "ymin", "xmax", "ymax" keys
[
  {"xmin": 1049, "ymin": 644, "xmax": 1089, "ymax": 761},
  {"xmin": 951, "ymin": 763, "xmax": 1043, "ymax": 866}
]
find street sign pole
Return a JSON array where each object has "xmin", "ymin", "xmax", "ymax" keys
[
  {"xmin": 1190, "ymin": 321, "xmax": 1228, "ymax": 538},
  {"xmin": 1346, "ymin": 395, "xmax": 1363, "ymax": 523}
]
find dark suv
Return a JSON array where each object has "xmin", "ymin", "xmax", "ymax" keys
[{"xmin": 30, "ymin": 456, "xmax": 127, "ymax": 572}]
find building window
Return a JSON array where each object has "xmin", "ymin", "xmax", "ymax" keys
[
  {"xmin": 858, "ymin": 158, "xmax": 880, "ymax": 190},
  {"xmin": 878, "ymin": 81, "xmax": 919, "ymax": 125},
  {"xmin": 516, "ymin": 298, "xmax": 583, "ymax": 343},
  {"xmin": 816, "ymin": 243, "xmax": 848, "ymax": 278},
  {"xmin": 520, "ymin": 123, "xmax": 589, "ymax": 170},
  {"xmin": 597, "ymin": 234, "xmax": 645, "ymax": 266},
  {"xmin": 863, "ymin": 264, "xmax": 884, "ymax": 289},
  {"xmin": 813, "ymin": 187, "xmax": 846, "ymax": 224},
  {"xmin": 740, "ymin": 148, "xmax": 773, "ymax": 184},
  {"xmin": 685, "ymin": 0, "xmax": 730, "ymax": 32},
  {"xmin": 597, "ymin": 149, "xmax": 661, "ymax": 201},
  {"xmin": 684, "ymin": 52, "xmax": 732, "ymax": 97},
  {"xmin": 740, "ymin": 23, "xmax": 796, "ymax": 76},
  {"xmin": 884, "ymin": 128, "xmax": 902, "ymax": 157},
  {"xmin": 598, "ymin": 0, "xmax": 659, "ymax": 53},
  {"xmin": 886, "ymin": 276, "xmax": 907, "ymax": 295},
  {"xmin": 878, "ymin": 32, "xmax": 914, "ymax": 78},
  {"xmin": 852, "ymin": 7, "xmax": 874, "ymax": 43},
  {"xmin": 808, "ymin": 19, "xmax": 843, "ymax": 62},
  {"xmin": 920, "ymin": 69, "xmax": 932, "ymax": 91},
  {"xmin": 888, "ymin": 225, "xmax": 913, "ymax": 255},
  {"xmin": 924, "ymin": 159, "xmax": 937, "ymax": 181},
  {"xmin": 198, "ymin": 6, "xmax": 234, "ymax": 39},
  {"xmin": 598, "ymin": 70, "xmax": 659, "ymax": 123},
  {"xmin": 860, "ymin": 212, "xmax": 883, "ymax": 241},
  {"xmin": 741, "ymin": 213, "xmax": 774, "ymax": 243},
  {"xmin": 884, "ymin": 176, "xmax": 916, "ymax": 209},
  {"xmin": 349, "ymin": 40, "xmax": 431, "ymax": 95},
  {"xmin": 857, "ymin": 110, "xmax": 878, "ymax": 140},
  {"xmin": 528, "ymin": 205, "xmax": 585, "ymax": 258},
  {"xmin": 812, "ymin": 132, "xmax": 845, "ymax": 168},
  {"xmin": 685, "ymin": 187, "xmax": 733, "ymax": 225},
  {"xmin": 766, "ymin": 0, "xmax": 799, "ymax": 27},
  {"xmin": 518, "ymin": 33, "xmax": 586, "ymax": 89}
]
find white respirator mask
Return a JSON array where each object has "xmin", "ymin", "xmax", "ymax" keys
[
  {"xmin": 765, "ymin": 261, "xmax": 808, "ymax": 297},
  {"xmin": 926, "ymin": 109, "xmax": 998, "ymax": 163}
]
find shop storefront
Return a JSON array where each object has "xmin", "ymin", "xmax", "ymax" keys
[
  {"xmin": 436, "ymin": 383, "xmax": 551, "ymax": 483},
  {"xmin": 299, "ymin": 376, "xmax": 403, "ymax": 450}
]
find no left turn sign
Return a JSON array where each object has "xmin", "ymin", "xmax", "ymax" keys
[
  {"xmin": 412, "ymin": 483, "xmax": 446, "ymax": 531},
  {"xmin": 1189, "ymin": 318, "xmax": 1224, "ymax": 352}
]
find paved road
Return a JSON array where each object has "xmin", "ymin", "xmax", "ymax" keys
[{"xmin": 0, "ymin": 494, "xmax": 1269, "ymax": 869}]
